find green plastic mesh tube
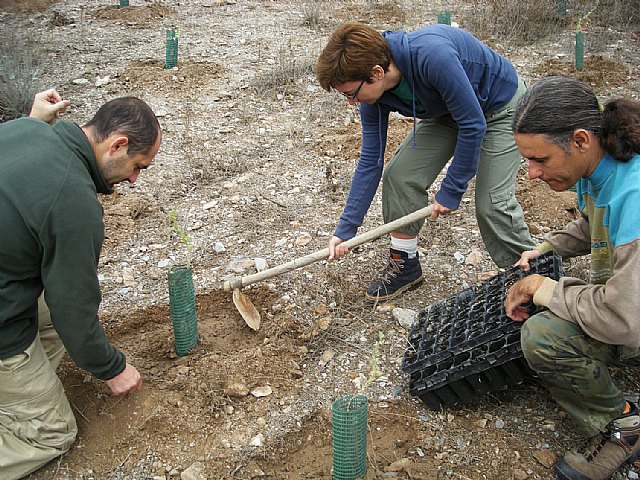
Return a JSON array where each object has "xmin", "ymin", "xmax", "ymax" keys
[
  {"xmin": 575, "ymin": 31, "xmax": 584, "ymax": 71},
  {"xmin": 556, "ymin": 0, "xmax": 567, "ymax": 15},
  {"xmin": 165, "ymin": 29, "xmax": 179, "ymax": 69},
  {"xmin": 436, "ymin": 11, "xmax": 451, "ymax": 25},
  {"xmin": 332, "ymin": 395, "xmax": 368, "ymax": 480},
  {"xmin": 119, "ymin": 0, "xmax": 129, "ymax": 7},
  {"xmin": 168, "ymin": 265, "xmax": 198, "ymax": 356}
]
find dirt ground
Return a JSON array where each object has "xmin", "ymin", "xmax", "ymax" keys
[{"xmin": 2, "ymin": 1, "xmax": 640, "ymax": 479}]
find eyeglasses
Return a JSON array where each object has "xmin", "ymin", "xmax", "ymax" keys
[{"xmin": 338, "ymin": 80, "xmax": 365, "ymax": 100}]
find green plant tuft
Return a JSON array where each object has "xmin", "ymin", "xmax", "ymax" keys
[{"xmin": 168, "ymin": 210, "xmax": 193, "ymax": 266}]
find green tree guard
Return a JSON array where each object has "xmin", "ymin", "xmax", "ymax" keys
[
  {"xmin": 168, "ymin": 264, "xmax": 198, "ymax": 356},
  {"xmin": 575, "ymin": 30, "xmax": 584, "ymax": 71},
  {"xmin": 165, "ymin": 29, "xmax": 179, "ymax": 69},
  {"xmin": 556, "ymin": 0, "xmax": 567, "ymax": 16},
  {"xmin": 332, "ymin": 395, "xmax": 368, "ymax": 480},
  {"xmin": 119, "ymin": 0, "xmax": 129, "ymax": 7},
  {"xmin": 436, "ymin": 11, "xmax": 452, "ymax": 25}
]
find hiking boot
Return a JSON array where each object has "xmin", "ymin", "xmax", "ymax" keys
[
  {"xmin": 556, "ymin": 402, "xmax": 640, "ymax": 480},
  {"xmin": 365, "ymin": 248, "xmax": 423, "ymax": 302}
]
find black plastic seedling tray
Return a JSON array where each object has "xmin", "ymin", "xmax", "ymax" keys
[{"xmin": 401, "ymin": 253, "xmax": 564, "ymax": 410}]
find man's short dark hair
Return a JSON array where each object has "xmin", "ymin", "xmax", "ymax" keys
[{"xmin": 83, "ymin": 97, "xmax": 160, "ymax": 156}]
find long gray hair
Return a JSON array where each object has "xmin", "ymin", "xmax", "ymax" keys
[{"xmin": 513, "ymin": 76, "xmax": 640, "ymax": 161}]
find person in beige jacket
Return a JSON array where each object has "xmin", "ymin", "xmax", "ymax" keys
[{"xmin": 505, "ymin": 76, "xmax": 640, "ymax": 480}]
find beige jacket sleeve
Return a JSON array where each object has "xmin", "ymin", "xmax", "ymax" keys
[
  {"xmin": 533, "ymin": 240, "xmax": 640, "ymax": 347},
  {"xmin": 542, "ymin": 215, "xmax": 592, "ymax": 259}
]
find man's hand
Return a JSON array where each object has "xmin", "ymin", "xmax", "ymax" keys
[
  {"xmin": 513, "ymin": 249, "xmax": 543, "ymax": 271},
  {"xmin": 29, "ymin": 89, "xmax": 70, "ymax": 124},
  {"xmin": 328, "ymin": 235, "xmax": 349, "ymax": 260},
  {"xmin": 430, "ymin": 199, "xmax": 453, "ymax": 220},
  {"xmin": 505, "ymin": 274, "xmax": 545, "ymax": 322},
  {"xmin": 105, "ymin": 362, "xmax": 142, "ymax": 396}
]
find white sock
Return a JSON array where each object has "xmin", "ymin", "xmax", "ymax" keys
[{"xmin": 391, "ymin": 236, "xmax": 418, "ymax": 258}]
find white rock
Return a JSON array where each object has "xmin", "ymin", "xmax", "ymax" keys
[
  {"xmin": 180, "ymin": 462, "xmax": 205, "ymax": 480},
  {"xmin": 454, "ymin": 251, "xmax": 465, "ymax": 263},
  {"xmin": 392, "ymin": 307, "xmax": 417, "ymax": 329},
  {"xmin": 294, "ymin": 233, "xmax": 312, "ymax": 246},
  {"xmin": 317, "ymin": 316, "xmax": 331, "ymax": 331},
  {"xmin": 223, "ymin": 382, "xmax": 249, "ymax": 398},
  {"xmin": 122, "ymin": 268, "xmax": 136, "ymax": 287},
  {"xmin": 214, "ymin": 242, "xmax": 225, "ymax": 253},
  {"xmin": 95, "ymin": 75, "xmax": 110, "ymax": 87},
  {"xmin": 251, "ymin": 386, "xmax": 273, "ymax": 397},
  {"xmin": 72, "ymin": 78, "xmax": 89, "ymax": 85},
  {"xmin": 319, "ymin": 349, "xmax": 335, "ymax": 366},
  {"xmin": 249, "ymin": 433, "xmax": 264, "ymax": 447},
  {"xmin": 465, "ymin": 249, "xmax": 483, "ymax": 266},
  {"xmin": 386, "ymin": 457, "xmax": 412, "ymax": 472},
  {"xmin": 376, "ymin": 303, "xmax": 396, "ymax": 313},
  {"xmin": 228, "ymin": 258, "xmax": 255, "ymax": 273},
  {"xmin": 254, "ymin": 258, "xmax": 268, "ymax": 272}
]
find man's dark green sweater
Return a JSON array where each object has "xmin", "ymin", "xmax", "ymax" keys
[{"xmin": 0, "ymin": 118, "xmax": 125, "ymax": 380}]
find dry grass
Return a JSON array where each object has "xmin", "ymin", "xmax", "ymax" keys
[
  {"xmin": 590, "ymin": 0, "xmax": 640, "ymax": 29},
  {"xmin": 463, "ymin": 0, "xmax": 568, "ymax": 45},
  {"xmin": 464, "ymin": 0, "xmax": 640, "ymax": 46},
  {"xmin": 250, "ymin": 38, "xmax": 316, "ymax": 97},
  {"xmin": 301, "ymin": 3, "xmax": 323, "ymax": 29},
  {"xmin": 0, "ymin": 29, "xmax": 43, "ymax": 123}
]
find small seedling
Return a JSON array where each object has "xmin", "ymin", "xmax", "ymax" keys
[
  {"xmin": 168, "ymin": 210, "xmax": 192, "ymax": 266},
  {"xmin": 360, "ymin": 332, "xmax": 385, "ymax": 393}
]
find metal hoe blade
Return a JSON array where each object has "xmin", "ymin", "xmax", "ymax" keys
[{"xmin": 233, "ymin": 288, "xmax": 261, "ymax": 331}]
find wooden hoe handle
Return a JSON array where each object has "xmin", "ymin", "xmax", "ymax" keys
[{"xmin": 223, "ymin": 205, "xmax": 433, "ymax": 291}]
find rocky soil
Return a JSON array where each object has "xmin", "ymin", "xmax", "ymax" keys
[{"xmin": 1, "ymin": 0, "xmax": 639, "ymax": 479}]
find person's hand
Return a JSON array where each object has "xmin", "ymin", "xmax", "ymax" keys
[
  {"xmin": 29, "ymin": 89, "xmax": 70, "ymax": 124},
  {"xmin": 105, "ymin": 362, "xmax": 142, "ymax": 396},
  {"xmin": 504, "ymin": 274, "xmax": 545, "ymax": 321},
  {"xmin": 430, "ymin": 199, "xmax": 453, "ymax": 220},
  {"xmin": 513, "ymin": 249, "xmax": 543, "ymax": 271},
  {"xmin": 328, "ymin": 235, "xmax": 349, "ymax": 260}
]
